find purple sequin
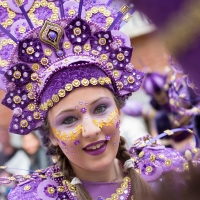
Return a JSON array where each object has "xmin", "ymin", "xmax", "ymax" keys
[
  {"xmin": 80, "ymin": 107, "xmax": 87, "ymax": 114},
  {"xmin": 74, "ymin": 140, "xmax": 80, "ymax": 145},
  {"xmin": 105, "ymin": 134, "xmax": 111, "ymax": 140}
]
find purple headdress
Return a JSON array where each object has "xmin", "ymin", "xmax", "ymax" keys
[{"xmin": 0, "ymin": 0, "xmax": 145, "ymax": 135}]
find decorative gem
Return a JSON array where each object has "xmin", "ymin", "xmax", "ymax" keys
[
  {"xmin": 63, "ymin": 41, "xmax": 71, "ymax": 49},
  {"xmin": 40, "ymin": 57, "xmax": 49, "ymax": 65},
  {"xmin": 44, "ymin": 48, "xmax": 52, "ymax": 56},
  {"xmin": 127, "ymin": 75, "xmax": 135, "ymax": 84},
  {"xmin": 80, "ymin": 108, "xmax": 87, "ymax": 114},
  {"xmin": 31, "ymin": 73, "xmax": 38, "ymax": 81},
  {"xmin": 84, "ymin": 44, "xmax": 91, "ymax": 51},
  {"xmin": 40, "ymin": 20, "xmax": 64, "ymax": 57},
  {"xmin": 100, "ymin": 54, "xmax": 108, "ymax": 61},
  {"xmin": 58, "ymin": 89, "xmax": 66, "ymax": 97},
  {"xmin": 165, "ymin": 159, "xmax": 172, "ymax": 166},
  {"xmin": 18, "ymin": 39, "xmax": 44, "ymax": 63},
  {"xmin": 90, "ymin": 77, "xmax": 98, "ymax": 85},
  {"xmin": 65, "ymin": 17, "xmax": 91, "ymax": 45},
  {"xmin": 72, "ymin": 79, "xmax": 80, "ymax": 87},
  {"xmin": 74, "ymin": 45, "xmax": 82, "ymax": 54},
  {"xmin": 32, "ymin": 63, "xmax": 40, "ymax": 71},
  {"xmin": 117, "ymin": 81, "xmax": 123, "ymax": 90},
  {"xmin": 105, "ymin": 134, "xmax": 111, "ymax": 140},
  {"xmin": 81, "ymin": 78, "xmax": 89, "ymax": 86},
  {"xmin": 117, "ymin": 53, "xmax": 124, "ymax": 61},
  {"xmin": 20, "ymin": 120, "xmax": 28, "ymax": 128},
  {"xmin": 24, "ymin": 185, "xmax": 31, "ymax": 191},
  {"xmin": 28, "ymin": 92, "xmax": 35, "ymax": 99},
  {"xmin": 139, "ymin": 151, "xmax": 144, "ymax": 158},
  {"xmin": 28, "ymin": 103, "xmax": 36, "ymax": 111},
  {"xmin": 65, "ymin": 84, "xmax": 73, "ymax": 91},
  {"xmin": 52, "ymin": 94, "xmax": 59, "ymax": 102},
  {"xmin": 33, "ymin": 112, "xmax": 41, "ymax": 119},
  {"xmin": 74, "ymin": 140, "xmax": 80, "ymax": 145},
  {"xmin": 26, "ymin": 46, "xmax": 35, "ymax": 55},
  {"xmin": 150, "ymin": 154, "xmax": 156, "ymax": 162},
  {"xmin": 113, "ymin": 70, "xmax": 120, "ymax": 79},
  {"xmin": 13, "ymin": 71, "xmax": 21, "ymax": 79},
  {"xmin": 106, "ymin": 62, "xmax": 114, "ymax": 70},
  {"xmin": 13, "ymin": 96, "xmax": 21, "ymax": 104}
]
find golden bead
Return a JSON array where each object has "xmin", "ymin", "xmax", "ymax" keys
[
  {"xmin": 117, "ymin": 53, "xmax": 125, "ymax": 61},
  {"xmin": 52, "ymin": 94, "xmax": 59, "ymax": 102},
  {"xmin": 65, "ymin": 84, "xmax": 73, "ymax": 91},
  {"xmin": 100, "ymin": 54, "xmax": 108, "ymax": 61},
  {"xmin": 32, "ymin": 63, "xmax": 40, "ymax": 71},
  {"xmin": 40, "ymin": 57, "xmax": 49, "ymax": 66},
  {"xmin": 74, "ymin": 45, "xmax": 82, "ymax": 54},
  {"xmin": 47, "ymin": 99, "xmax": 53, "ymax": 107},
  {"xmin": 127, "ymin": 75, "xmax": 135, "ymax": 84},
  {"xmin": 90, "ymin": 78, "xmax": 97, "ymax": 85},
  {"xmin": 72, "ymin": 79, "xmax": 80, "ymax": 87},
  {"xmin": 44, "ymin": 48, "xmax": 52, "ymax": 56},
  {"xmin": 98, "ymin": 77, "xmax": 105, "ymax": 85},
  {"xmin": 113, "ymin": 70, "xmax": 120, "ymax": 79},
  {"xmin": 20, "ymin": 120, "xmax": 28, "ymax": 128},
  {"xmin": 68, "ymin": 9, "xmax": 76, "ymax": 16},
  {"xmin": 81, "ymin": 78, "xmax": 89, "ymax": 86},
  {"xmin": 58, "ymin": 89, "xmax": 66, "ymax": 97},
  {"xmin": 139, "ymin": 151, "xmax": 144, "ymax": 158},
  {"xmin": 13, "ymin": 96, "xmax": 21, "ymax": 104},
  {"xmin": 165, "ymin": 159, "xmax": 172, "ymax": 166},
  {"xmin": 84, "ymin": 44, "xmax": 91, "ymax": 51},
  {"xmin": 24, "ymin": 185, "xmax": 31, "ymax": 191},
  {"xmin": 146, "ymin": 166, "xmax": 153, "ymax": 173},
  {"xmin": 63, "ymin": 41, "xmax": 71, "ymax": 49},
  {"xmin": 26, "ymin": 46, "xmax": 35, "ymax": 55}
]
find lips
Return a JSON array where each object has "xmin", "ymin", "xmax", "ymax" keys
[{"xmin": 83, "ymin": 140, "xmax": 107, "ymax": 156}]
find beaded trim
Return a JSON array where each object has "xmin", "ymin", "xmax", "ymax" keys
[
  {"xmin": 62, "ymin": 176, "xmax": 131, "ymax": 200},
  {"xmin": 39, "ymin": 76, "xmax": 112, "ymax": 111}
]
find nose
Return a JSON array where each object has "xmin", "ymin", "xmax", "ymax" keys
[{"xmin": 81, "ymin": 115, "xmax": 101, "ymax": 138}]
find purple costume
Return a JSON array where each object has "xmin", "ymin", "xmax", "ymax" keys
[{"xmin": 0, "ymin": 0, "xmax": 199, "ymax": 199}]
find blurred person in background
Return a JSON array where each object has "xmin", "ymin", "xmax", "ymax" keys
[{"xmin": 22, "ymin": 132, "xmax": 50, "ymax": 171}]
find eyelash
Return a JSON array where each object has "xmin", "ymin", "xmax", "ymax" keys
[
  {"xmin": 94, "ymin": 105, "xmax": 107, "ymax": 114},
  {"xmin": 62, "ymin": 105, "xmax": 107, "ymax": 125}
]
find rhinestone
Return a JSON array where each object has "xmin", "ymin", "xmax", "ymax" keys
[
  {"xmin": 124, "ymin": 80, "xmax": 128, "ymax": 85},
  {"xmin": 10, "ymin": 93, "xmax": 14, "ymax": 96},
  {"xmin": 22, "ymin": 43, "xmax": 27, "ymax": 48},
  {"xmin": 23, "ymin": 72, "xmax": 28, "ymax": 77},
  {"xmin": 104, "ymin": 34, "xmax": 109, "ymax": 39},
  {"xmin": 48, "ymin": 31, "xmax": 57, "ymax": 41},
  {"xmin": 126, "ymin": 63, "xmax": 133, "ymax": 72},
  {"xmin": 97, "ymin": 46, "xmax": 102, "ymax": 51},
  {"xmin": 76, "ymin": 21, "xmax": 81, "ymax": 26},
  {"xmin": 13, "ymin": 96, "xmax": 21, "ymax": 104},
  {"xmin": 27, "ymin": 116, "xmax": 32, "ymax": 121},
  {"xmin": 22, "ymin": 95, "xmax": 27, "ymax": 100},
  {"xmin": 77, "ymin": 37, "xmax": 81, "ymax": 42},
  {"xmin": 99, "ymin": 38, "xmax": 106, "ymax": 45},
  {"xmin": 13, "ymin": 71, "xmax": 21, "ymax": 79},
  {"xmin": 71, "ymin": 35, "xmax": 75, "ymax": 39},
  {"xmin": 8, "ymin": 70, "xmax": 12, "ymax": 75},
  {"xmin": 124, "ymin": 51, "xmax": 129, "ymax": 56},
  {"xmin": 20, "ymin": 120, "xmax": 28, "ymax": 128},
  {"xmin": 36, "ymin": 45, "xmax": 40, "ymax": 49},
  {"xmin": 57, "ymin": 50, "xmax": 64, "ymax": 57},
  {"xmin": 7, "ymin": 82, "xmax": 16, "ymax": 91},
  {"xmin": 117, "ymin": 53, "xmax": 125, "ymax": 61},
  {"xmin": 13, "ymin": 107, "xmax": 22, "ymax": 117},
  {"xmin": 69, "ymin": 25, "xmax": 73, "ymax": 29},
  {"xmin": 83, "ymin": 26, "xmax": 86, "ymax": 30},
  {"xmin": 26, "ymin": 46, "xmax": 35, "ymax": 55},
  {"xmin": 13, "ymin": 124, "xmax": 18, "ymax": 130},
  {"xmin": 136, "ymin": 82, "xmax": 139, "ymax": 85},
  {"xmin": 35, "ymin": 52, "xmax": 40, "ymax": 57},
  {"xmin": 82, "ymin": 34, "xmax": 86, "ymax": 38},
  {"xmin": 30, "ymin": 42, "xmax": 33, "ymax": 45},
  {"xmin": 113, "ymin": 60, "xmax": 118, "ymax": 65},
  {"xmin": 73, "ymin": 27, "xmax": 81, "ymax": 36},
  {"xmin": 137, "ymin": 75, "xmax": 141, "ymax": 80}
]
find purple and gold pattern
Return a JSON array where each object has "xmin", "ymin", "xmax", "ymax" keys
[
  {"xmin": 51, "ymin": 124, "xmax": 84, "ymax": 141},
  {"xmin": 93, "ymin": 108, "xmax": 119, "ymax": 128},
  {"xmin": 0, "ymin": 0, "xmax": 145, "ymax": 135}
]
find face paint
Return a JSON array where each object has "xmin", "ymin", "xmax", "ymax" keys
[
  {"xmin": 74, "ymin": 140, "xmax": 80, "ymax": 145},
  {"xmin": 105, "ymin": 134, "xmax": 111, "ymax": 140},
  {"xmin": 51, "ymin": 124, "xmax": 84, "ymax": 141},
  {"xmin": 116, "ymin": 120, "xmax": 120, "ymax": 129},
  {"xmin": 93, "ymin": 108, "xmax": 119, "ymax": 128},
  {"xmin": 80, "ymin": 107, "xmax": 87, "ymax": 114}
]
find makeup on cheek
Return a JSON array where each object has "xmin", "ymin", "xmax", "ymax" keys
[
  {"xmin": 93, "ymin": 108, "xmax": 119, "ymax": 129},
  {"xmin": 51, "ymin": 124, "xmax": 84, "ymax": 141}
]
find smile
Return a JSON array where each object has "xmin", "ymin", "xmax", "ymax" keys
[{"xmin": 83, "ymin": 140, "xmax": 107, "ymax": 156}]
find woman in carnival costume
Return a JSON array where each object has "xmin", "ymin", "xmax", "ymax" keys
[{"xmin": 0, "ymin": 0, "xmax": 199, "ymax": 199}]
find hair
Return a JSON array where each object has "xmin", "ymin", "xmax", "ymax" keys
[{"xmin": 37, "ymin": 94, "xmax": 153, "ymax": 200}]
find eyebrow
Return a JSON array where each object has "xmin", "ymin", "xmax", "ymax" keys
[{"xmin": 56, "ymin": 97, "xmax": 110, "ymax": 117}]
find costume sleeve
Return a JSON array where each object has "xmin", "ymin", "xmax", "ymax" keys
[
  {"xmin": 133, "ymin": 0, "xmax": 200, "ymax": 93},
  {"xmin": 129, "ymin": 135, "xmax": 197, "ymax": 198}
]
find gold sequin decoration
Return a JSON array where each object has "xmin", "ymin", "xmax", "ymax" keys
[
  {"xmin": 150, "ymin": 154, "xmax": 156, "ymax": 162},
  {"xmin": 139, "ymin": 151, "xmax": 144, "ymax": 158},
  {"xmin": 63, "ymin": 41, "xmax": 71, "ymax": 49},
  {"xmin": 26, "ymin": 47, "xmax": 35, "ymax": 55},
  {"xmin": 40, "ymin": 57, "xmax": 49, "ymax": 66},
  {"xmin": 57, "ymin": 186, "xmax": 65, "ymax": 192},
  {"xmin": 0, "ymin": 1, "xmax": 16, "ymax": 28},
  {"xmin": 13, "ymin": 96, "xmax": 21, "ymax": 104},
  {"xmin": 81, "ymin": 78, "xmax": 89, "ymax": 86},
  {"xmin": 28, "ymin": 0, "xmax": 59, "ymax": 26},
  {"xmin": 98, "ymin": 77, "xmax": 105, "ymax": 85},
  {"xmin": 165, "ymin": 159, "xmax": 172, "ymax": 166},
  {"xmin": 44, "ymin": 48, "xmax": 52, "ymax": 56},
  {"xmin": 20, "ymin": 120, "xmax": 28, "ymax": 128},
  {"xmin": 24, "ymin": 185, "xmax": 31, "ymax": 191},
  {"xmin": 13, "ymin": 71, "xmax": 21, "ymax": 79},
  {"xmin": 91, "ymin": 50, "xmax": 99, "ymax": 55},
  {"xmin": 106, "ymin": 62, "xmax": 114, "ymax": 70},
  {"xmin": 26, "ymin": 83, "xmax": 33, "ymax": 91},
  {"xmin": 19, "ymin": 26, "xmax": 26, "ymax": 34},
  {"xmin": 33, "ymin": 112, "xmax": 41, "ymax": 119},
  {"xmin": 127, "ymin": 75, "xmax": 135, "ymax": 84},
  {"xmin": 47, "ymin": 187, "xmax": 55, "ymax": 194},
  {"xmin": 73, "ymin": 27, "xmax": 82, "ymax": 36},
  {"xmin": 31, "ymin": 73, "xmax": 38, "ymax": 81},
  {"xmin": 65, "ymin": 84, "xmax": 73, "ymax": 91},
  {"xmin": 113, "ymin": 70, "xmax": 120, "ymax": 79},
  {"xmin": 28, "ymin": 92, "xmax": 35, "ymax": 100},
  {"xmin": 117, "ymin": 81, "xmax": 123, "ymax": 90},
  {"xmin": 183, "ymin": 162, "xmax": 189, "ymax": 170},
  {"xmin": 52, "ymin": 94, "xmax": 59, "ymax": 102},
  {"xmin": 28, "ymin": 104, "xmax": 36, "ymax": 111},
  {"xmin": 100, "ymin": 54, "xmax": 108, "ymax": 61},
  {"xmin": 32, "ymin": 63, "xmax": 40, "ymax": 71},
  {"xmin": 74, "ymin": 45, "xmax": 82, "ymax": 54},
  {"xmin": 117, "ymin": 53, "xmax": 125, "ymax": 61},
  {"xmin": 90, "ymin": 77, "xmax": 98, "ymax": 85},
  {"xmin": 146, "ymin": 166, "xmax": 153, "ymax": 173},
  {"xmin": 84, "ymin": 44, "xmax": 91, "ymax": 51},
  {"xmin": 47, "ymin": 99, "xmax": 53, "ymax": 107},
  {"xmin": 158, "ymin": 154, "xmax": 165, "ymax": 159},
  {"xmin": 58, "ymin": 89, "xmax": 66, "ymax": 97},
  {"xmin": 68, "ymin": 9, "xmax": 76, "ymax": 16},
  {"xmin": 192, "ymin": 148, "xmax": 199, "ymax": 154},
  {"xmin": 72, "ymin": 79, "xmax": 80, "ymax": 87},
  {"xmin": 99, "ymin": 38, "xmax": 106, "ymax": 45}
]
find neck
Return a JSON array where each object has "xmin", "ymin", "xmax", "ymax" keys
[{"xmin": 70, "ymin": 158, "xmax": 124, "ymax": 182}]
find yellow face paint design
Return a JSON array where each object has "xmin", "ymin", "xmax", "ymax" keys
[
  {"xmin": 51, "ymin": 124, "xmax": 84, "ymax": 141},
  {"xmin": 93, "ymin": 108, "xmax": 119, "ymax": 128}
]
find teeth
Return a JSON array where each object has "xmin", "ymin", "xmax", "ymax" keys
[{"xmin": 86, "ymin": 142, "xmax": 105, "ymax": 150}]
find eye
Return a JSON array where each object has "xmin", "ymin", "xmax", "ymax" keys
[
  {"xmin": 94, "ymin": 105, "xmax": 107, "ymax": 114},
  {"xmin": 62, "ymin": 116, "xmax": 77, "ymax": 125}
]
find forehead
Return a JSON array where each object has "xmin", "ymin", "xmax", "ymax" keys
[{"xmin": 49, "ymin": 86, "xmax": 115, "ymax": 115}]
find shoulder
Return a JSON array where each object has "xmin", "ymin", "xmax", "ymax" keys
[
  {"xmin": 129, "ymin": 135, "xmax": 199, "ymax": 182},
  {"xmin": 8, "ymin": 165, "xmax": 70, "ymax": 200}
]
